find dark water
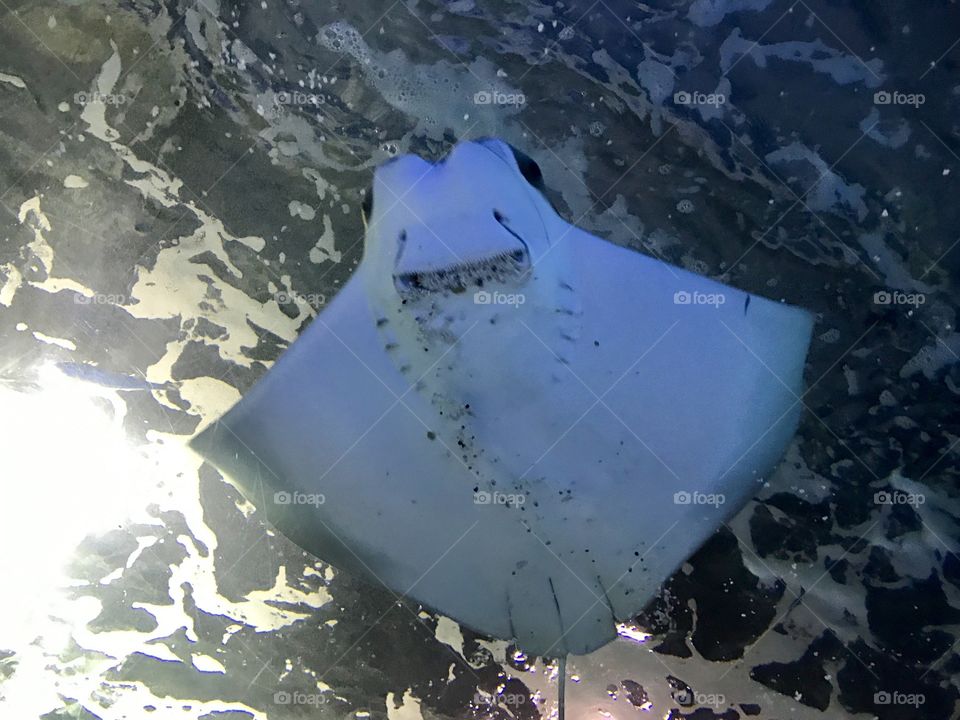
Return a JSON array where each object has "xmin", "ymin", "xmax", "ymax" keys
[{"xmin": 0, "ymin": 1, "xmax": 958, "ymax": 719}]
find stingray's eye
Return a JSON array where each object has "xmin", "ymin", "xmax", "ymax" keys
[
  {"xmin": 361, "ymin": 188, "xmax": 373, "ymax": 223},
  {"xmin": 506, "ymin": 144, "xmax": 546, "ymax": 193}
]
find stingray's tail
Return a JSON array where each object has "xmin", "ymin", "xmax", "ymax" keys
[{"xmin": 557, "ymin": 656, "xmax": 566, "ymax": 720}]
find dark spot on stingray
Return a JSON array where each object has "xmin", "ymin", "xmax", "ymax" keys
[
  {"xmin": 427, "ymin": 431, "xmax": 436, "ymax": 440},
  {"xmin": 361, "ymin": 188, "xmax": 373, "ymax": 221},
  {"xmin": 744, "ymin": 295, "xmax": 751, "ymax": 314},
  {"xmin": 559, "ymin": 281, "xmax": 574, "ymax": 291},
  {"xmin": 376, "ymin": 317, "xmax": 388, "ymax": 327},
  {"xmin": 594, "ymin": 340, "xmax": 600, "ymax": 347}
]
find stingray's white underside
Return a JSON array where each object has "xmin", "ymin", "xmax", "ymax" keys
[{"xmin": 192, "ymin": 139, "xmax": 812, "ymax": 657}]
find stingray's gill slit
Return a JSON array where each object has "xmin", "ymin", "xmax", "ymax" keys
[
  {"xmin": 191, "ymin": 138, "xmax": 813, "ymax": 718},
  {"xmin": 392, "ymin": 247, "xmax": 529, "ymax": 297}
]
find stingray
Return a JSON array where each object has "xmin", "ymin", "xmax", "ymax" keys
[{"xmin": 191, "ymin": 138, "xmax": 812, "ymax": 715}]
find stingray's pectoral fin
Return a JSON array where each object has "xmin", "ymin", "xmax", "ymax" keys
[
  {"xmin": 189, "ymin": 137, "xmax": 820, "ymax": 671},
  {"xmin": 191, "ymin": 418, "xmax": 374, "ymax": 582}
]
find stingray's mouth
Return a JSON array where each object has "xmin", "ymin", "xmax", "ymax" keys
[
  {"xmin": 393, "ymin": 248, "xmax": 530, "ymax": 296},
  {"xmin": 392, "ymin": 211, "xmax": 531, "ymax": 297}
]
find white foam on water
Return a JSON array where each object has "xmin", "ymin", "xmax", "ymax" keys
[
  {"xmin": 688, "ymin": 0, "xmax": 775, "ymax": 27},
  {"xmin": 720, "ymin": 28, "xmax": 885, "ymax": 88},
  {"xmin": 318, "ymin": 20, "xmax": 524, "ymax": 140},
  {"xmin": 857, "ymin": 230, "xmax": 934, "ymax": 292},
  {"xmin": 434, "ymin": 616, "xmax": 465, "ymax": 656},
  {"xmin": 64, "ymin": 174, "xmax": 90, "ymax": 188},
  {"xmin": 765, "ymin": 143, "xmax": 869, "ymax": 220},
  {"xmin": 899, "ymin": 332, "xmax": 960, "ymax": 379},
  {"xmin": 0, "ymin": 71, "xmax": 27, "ymax": 89},
  {"xmin": 386, "ymin": 689, "xmax": 424, "ymax": 720},
  {"xmin": 637, "ymin": 58, "xmax": 675, "ymax": 106},
  {"xmin": 31, "ymin": 331, "xmax": 77, "ymax": 350},
  {"xmin": 860, "ymin": 107, "xmax": 911, "ymax": 149}
]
